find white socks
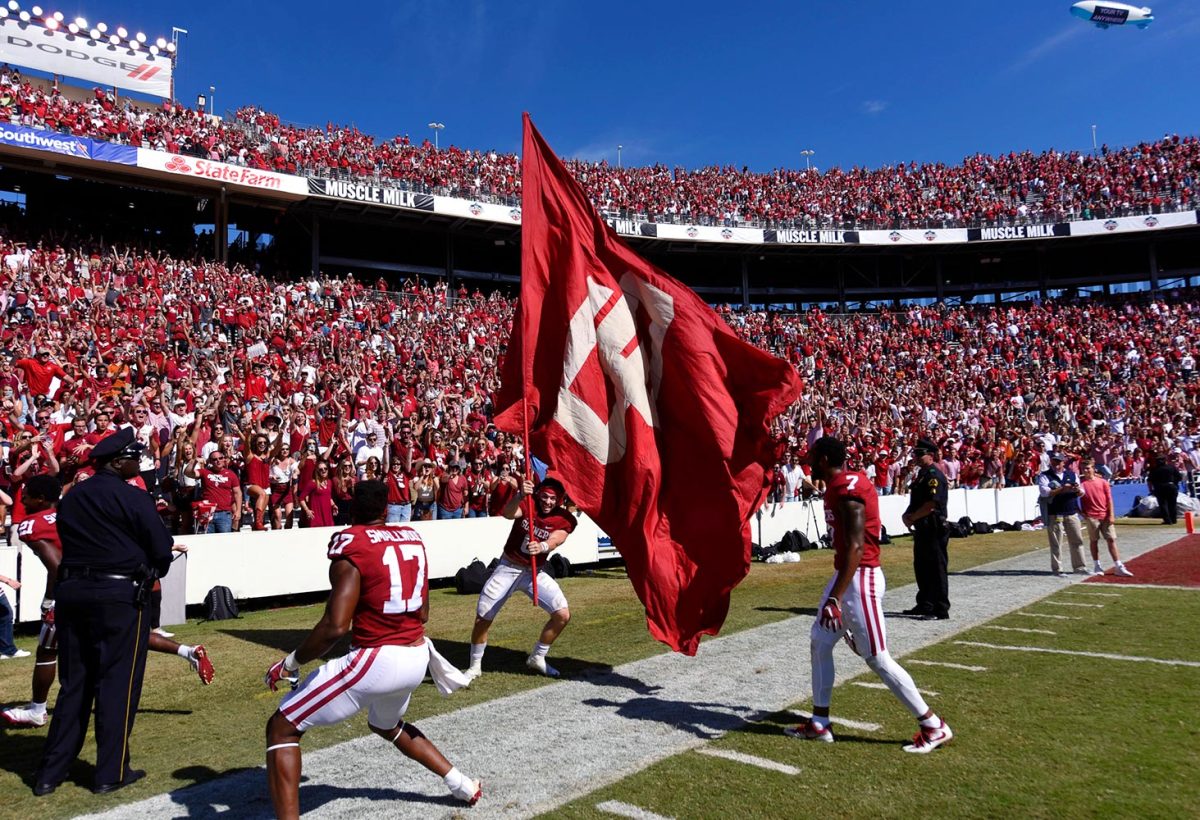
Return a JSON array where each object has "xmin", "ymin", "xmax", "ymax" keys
[
  {"xmin": 468, "ymin": 643, "xmax": 486, "ymax": 668},
  {"xmin": 809, "ymin": 714, "xmax": 830, "ymax": 730},
  {"xmin": 30, "ymin": 701, "xmax": 46, "ymax": 716},
  {"xmin": 531, "ymin": 642, "xmax": 551, "ymax": 659},
  {"xmin": 177, "ymin": 644, "xmax": 195, "ymax": 660},
  {"xmin": 920, "ymin": 714, "xmax": 942, "ymax": 729}
]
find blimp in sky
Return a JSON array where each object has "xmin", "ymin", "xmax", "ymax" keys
[{"xmin": 1070, "ymin": 1, "xmax": 1154, "ymax": 29}]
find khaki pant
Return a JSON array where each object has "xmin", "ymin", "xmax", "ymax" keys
[{"xmin": 1047, "ymin": 514, "xmax": 1085, "ymax": 573}]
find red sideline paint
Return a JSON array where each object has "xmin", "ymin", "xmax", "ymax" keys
[{"xmin": 1087, "ymin": 535, "xmax": 1200, "ymax": 588}]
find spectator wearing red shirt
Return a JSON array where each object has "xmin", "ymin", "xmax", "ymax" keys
[
  {"xmin": 14, "ymin": 350, "xmax": 73, "ymax": 400},
  {"xmin": 186, "ymin": 452, "xmax": 242, "ymax": 534}
]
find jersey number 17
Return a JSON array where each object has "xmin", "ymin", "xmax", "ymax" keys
[{"xmin": 381, "ymin": 543, "xmax": 426, "ymax": 614}]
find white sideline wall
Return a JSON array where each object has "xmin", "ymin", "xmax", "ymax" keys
[{"xmin": 5, "ymin": 487, "xmax": 1045, "ymax": 622}]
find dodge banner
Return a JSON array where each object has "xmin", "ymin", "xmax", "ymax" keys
[{"xmin": 0, "ymin": 19, "xmax": 172, "ymax": 97}]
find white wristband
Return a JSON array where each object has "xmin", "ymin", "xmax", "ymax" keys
[{"xmin": 284, "ymin": 651, "xmax": 300, "ymax": 672}]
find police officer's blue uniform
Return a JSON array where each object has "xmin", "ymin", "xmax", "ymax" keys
[{"xmin": 34, "ymin": 428, "xmax": 173, "ymax": 796}]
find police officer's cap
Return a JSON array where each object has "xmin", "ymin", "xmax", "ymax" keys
[
  {"xmin": 90, "ymin": 428, "xmax": 145, "ymax": 463},
  {"xmin": 913, "ymin": 438, "xmax": 939, "ymax": 457}
]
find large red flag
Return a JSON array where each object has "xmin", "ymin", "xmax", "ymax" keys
[{"xmin": 494, "ymin": 113, "xmax": 802, "ymax": 655}]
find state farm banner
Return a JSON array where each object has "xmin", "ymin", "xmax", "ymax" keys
[
  {"xmin": 0, "ymin": 20, "xmax": 172, "ymax": 98},
  {"xmin": 763, "ymin": 227, "xmax": 860, "ymax": 245},
  {"xmin": 137, "ymin": 148, "xmax": 309, "ymax": 196},
  {"xmin": 1067, "ymin": 210, "xmax": 1198, "ymax": 237},
  {"xmin": 307, "ymin": 177, "xmax": 434, "ymax": 211}
]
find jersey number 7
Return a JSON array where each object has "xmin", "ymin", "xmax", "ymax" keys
[{"xmin": 381, "ymin": 543, "xmax": 426, "ymax": 613}]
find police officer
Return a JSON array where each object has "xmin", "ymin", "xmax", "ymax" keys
[
  {"xmin": 1147, "ymin": 452, "xmax": 1184, "ymax": 525},
  {"xmin": 34, "ymin": 428, "xmax": 174, "ymax": 796},
  {"xmin": 901, "ymin": 439, "xmax": 950, "ymax": 620}
]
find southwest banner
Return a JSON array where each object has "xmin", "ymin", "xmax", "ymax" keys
[{"xmin": 495, "ymin": 113, "xmax": 801, "ymax": 655}]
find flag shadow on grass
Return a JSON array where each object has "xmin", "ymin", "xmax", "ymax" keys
[
  {"xmin": 755, "ymin": 606, "xmax": 819, "ymax": 617},
  {"xmin": 581, "ymin": 696, "xmax": 760, "ymax": 739},
  {"xmin": 220, "ymin": 628, "xmax": 352, "ymax": 657},
  {"xmin": 735, "ymin": 712, "xmax": 896, "ymax": 745},
  {"xmin": 950, "ymin": 568, "xmax": 1059, "ymax": 578}
]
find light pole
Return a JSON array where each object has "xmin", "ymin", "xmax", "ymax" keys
[
  {"xmin": 209, "ymin": 85, "xmax": 215, "ymax": 117},
  {"xmin": 617, "ymin": 144, "xmax": 623, "ymax": 168},
  {"xmin": 1091, "ymin": 124, "xmax": 1098, "ymax": 153},
  {"xmin": 428, "ymin": 121, "xmax": 445, "ymax": 150},
  {"xmin": 169, "ymin": 27, "xmax": 187, "ymax": 104},
  {"xmin": 801, "ymin": 149, "xmax": 815, "ymax": 171}
]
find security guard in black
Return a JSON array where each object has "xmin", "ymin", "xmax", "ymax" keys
[
  {"xmin": 902, "ymin": 439, "xmax": 950, "ymax": 620},
  {"xmin": 34, "ymin": 428, "xmax": 174, "ymax": 796}
]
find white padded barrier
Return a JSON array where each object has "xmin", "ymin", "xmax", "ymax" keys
[{"xmin": 9, "ymin": 487, "xmax": 1053, "ymax": 622}]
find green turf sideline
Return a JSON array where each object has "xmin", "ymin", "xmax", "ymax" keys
[{"xmin": 76, "ymin": 526, "xmax": 1183, "ymax": 820}]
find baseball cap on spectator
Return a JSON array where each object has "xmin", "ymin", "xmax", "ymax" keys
[{"xmin": 1049, "ymin": 452, "xmax": 1065, "ymax": 463}]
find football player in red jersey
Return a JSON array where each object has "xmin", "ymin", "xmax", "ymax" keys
[
  {"xmin": 2, "ymin": 476, "xmax": 214, "ymax": 730},
  {"xmin": 463, "ymin": 476, "xmax": 577, "ymax": 681},
  {"xmin": 263, "ymin": 480, "xmax": 480, "ymax": 819},
  {"xmin": 786, "ymin": 436, "xmax": 953, "ymax": 754}
]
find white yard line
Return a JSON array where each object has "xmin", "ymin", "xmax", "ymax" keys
[
  {"xmin": 907, "ymin": 659, "xmax": 988, "ymax": 672},
  {"xmin": 1042, "ymin": 601, "xmax": 1104, "ymax": 608},
  {"xmin": 1086, "ymin": 583, "xmax": 1200, "ymax": 592},
  {"xmin": 954, "ymin": 641, "xmax": 1200, "ymax": 668},
  {"xmin": 852, "ymin": 681, "xmax": 938, "ymax": 697},
  {"xmin": 597, "ymin": 801, "xmax": 676, "ymax": 820},
  {"xmin": 982, "ymin": 625, "xmax": 1056, "ymax": 635},
  {"xmin": 1061, "ymin": 591, "xmax": 1121, "ymax": 598},
  {"xmin": 695, "ymin": 747, "xmax": 801, "ymax": 776},
  {"xmin": 1016, "ymin": 611, "xmax": 1081, "ymax": 620}
]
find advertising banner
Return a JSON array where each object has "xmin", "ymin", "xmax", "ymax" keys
[
  {"xmin": 137, "ymin": 148, "xmax": 308, "ymax": 196},
  {"xmin": 763, "ymin": 227, "xmax": 861, "ymax": 245},
  {"xmin": 0, "ymin": 19, "xmax": 172, "ymax": 97},
  {"xmin": 1067, "ymin": 210, "xmax": 1198, "ymax": 237},
  {"xmin": 307, "ymin": 177, "xmax": 434, "ymax": 210},
  {"xmin": 967, "ymin": 223, "xmax": 1070, "ymax": 241},
  {"xmin": 0, "ymin": 122, "xmax": 137, "ymax": 165}
]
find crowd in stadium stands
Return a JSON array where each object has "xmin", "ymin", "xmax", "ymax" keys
[
  {"xmin": 1, "ymin": 65, "xmax": 1197, "ymax": 229},
  {"xmin": 0, "ymin": 221, "xmax": 1197, "ymax": 534}
]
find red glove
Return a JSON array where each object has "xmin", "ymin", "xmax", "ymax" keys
[
  {"xmin": 819, "ymin": 597, "xmax": 842, "ymax": 631},
  {"xmin": 264, "ymin": 656, "xmax": 300, "ymax": 691}
]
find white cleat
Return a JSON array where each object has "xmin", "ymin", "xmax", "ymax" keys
[
  {"xmin": 462, "ymin": 665, "xmax": 482, "ymax": 684},
  {"xmin": 152, "ymin": 628, "xmax": 175, "ymax": 638},
  {"xmin": 525, "ymin": 654, "xmax": 560, "ymax": 678},
  {"xmin": 1114, "ymin": 564, "xmax": 1134, "ymax": 577},
  {"xmin": 903, "ymin": 719, "xmax": 953, "ymax": 753},
  {"xmin": 2, "ymin": 706, "xmax": 48, "ymax": 727},
  {"xmin": 1091, "ymin": 564, "xmax": 1105, "ymax": 576},
  {"xmin": 450, "ymin": 776, "xmax": 482, "ymax": 806}
]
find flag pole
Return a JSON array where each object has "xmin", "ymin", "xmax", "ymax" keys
[{"xmin": 522, "ymin": 395, "xmax": 539, "ymax": 605}]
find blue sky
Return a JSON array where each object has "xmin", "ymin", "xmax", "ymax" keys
[{"xmin": 51, "ymin": 1, "xmax": 1200, "ymax": 173}]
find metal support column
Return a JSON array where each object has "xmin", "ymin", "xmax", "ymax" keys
[
  {"xmin": 1149, "ymin": 243, "xmax": 1159, "ymax": 291},
  {"xmin": 935, "ymin": 255, "xmax": 944, "ymax": 302},
  {"xmin": 446, "ymin": 233, "xmax": 455, "ymax": 287},
  {"xmin": 310, "ymin": 213, "xmax": 320, "ymax": 277},
  {"xmin": 740, "ymin": 257, "xmax": 750, "ymax": 308},
  {"xmin": 214, "ymin": 187, "xmax": 229, "ymax": 263}
]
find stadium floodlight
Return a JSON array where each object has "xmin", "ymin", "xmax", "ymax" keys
[
  {"xmin": 127, "ymin": 38, "xmax": 139, "ymax": 50},
  {"xmin": 52, "ymin": 10, "xmax": 62, "ymax": 20},
  {"xmin": 166, "ymin": 41, "xmax": 175, "ymax": 52},
  {"xmin": 135, "ymin": 31, "xmax": 145, "ymax": 42},
  {"xmin": 96, "ymin": 21, "xmax": 106, "ymax": 32},
  {"xmin": 18, "ymin": 10, "xmax": 29, "ymax": 20},
  {"xmin": 801, "ymin": 148, "xmax": 815, "ymax": 170},
  {"xmin": 30, "ymin": 4, "xmax": 40, "ymax": 14},
  {"xmin": 45, "ymin": 16, "xmax": 57, "ymax": 28},
  {"xmin": 107, "ymin": 33, "xmax": 118, "ymax": 44},
  {"xmin": 116, "ymin": 25, "xmax": 126, "ymax": 37},
  {"xmin": 6, "ymin": 1, "xmax": 17, "ymax": 10},
  {"xmin": 67, "ymin": 22, "xmax": 76, "ymax": 32},
  {"xmin": 428, "ymin": 121, "xmax": 445, "ymax": 150},
  {"xmin": 149, "ymin": 44, "xmax": 158, "ymax": 54},
  {"xmin": 73, "ymin": 15, "xmax": 84, "ymax": 27},
  {"xmin": 0, "ymin": 9, "xmax": 9, "ymax": 18},
  {"xmin": 155, "ymin": 36, "xmax": 165, "ymax": 48},
  {"xmin": 89, "ymin": 27, "xmax": 99, "ymax": 39}
]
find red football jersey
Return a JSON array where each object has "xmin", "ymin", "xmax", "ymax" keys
[
  {"xmin": 823, "ymin": 470, "xmax": 881, "ymax": 570},
  {"xmin": 16, "ymin": 508, "xmax": 62, "ymax": 560},
  {"xmin": 327, "ymin": 524, "xmax": 428, "ymax": 648},
  {"xmin": 502, "ymin": 507, "xmax": 578, "ymax": 567}
]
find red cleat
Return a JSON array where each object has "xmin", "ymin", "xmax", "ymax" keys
[{"xmin": 191, "ymin": 645, "xmax": 215, "ymax": 685}]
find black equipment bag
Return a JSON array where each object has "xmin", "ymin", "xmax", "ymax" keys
[
  {"xmin": 548, "ymin": 552, "xmax": 573, "ymax": 579},
  {"xmin": 454, "ymin": 559, "xmax": 490, "ymax": 595},
  {"xmin": 203, "ymin": 585, "xmax": 239, "ymax": 621},
  {"xmin": 973, "ymin": 521, "xmax": 992, "ymax": 535}
]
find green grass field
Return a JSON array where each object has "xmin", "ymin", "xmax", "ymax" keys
[
  {"xmin": 545, "ymin": 585, "xmax": 1200, "ymax": 820},
  {"xmin": 0, "ymin": 529, "xmax": 1184, "ymax": 818}
]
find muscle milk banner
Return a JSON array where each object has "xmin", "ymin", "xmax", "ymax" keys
[
  {"xmin": 967, "ymin": 223, "xmax": 1070, "ymax": 241},
  {"xmin": 308, "ymin": 177, "xmax": 434, "ymax": 210},
  {"xmin": 763, "ymin": 227, "xmax": 860, "ymax": 245},
  {"xmin": 0, "ymin": 20, "xmax": 172, "ymax": 97}
]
